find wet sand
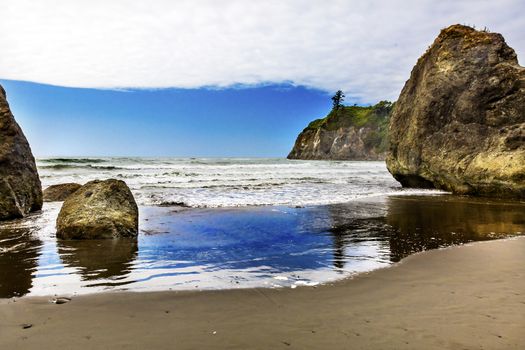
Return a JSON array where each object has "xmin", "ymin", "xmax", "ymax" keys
[{"xmin": 1, "ymin": 236, "xmax": 524, "ymax": 349}]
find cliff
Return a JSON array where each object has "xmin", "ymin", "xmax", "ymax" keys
[
  {"xmin": 288, "ymin": 101, "xmax": 393, "ymax": 160},
  {"xmin": 386, "ymin": 24, "xmax": 525, "ymax": 198}
]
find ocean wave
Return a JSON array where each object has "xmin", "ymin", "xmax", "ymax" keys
[
  {"xmin": 39, "ymin": 164, "xmax": 119, "ymax": 170},
  {"xmin": 157, "ymin": 201, "xmax": 191, "ymax": 207},
  {"xmin": 37, "ymin": 157, "xmax": 446, "ymax": 208},
  {"xmin": 40, "ymin": 158, "xmax": 107, "ymax": 164}
]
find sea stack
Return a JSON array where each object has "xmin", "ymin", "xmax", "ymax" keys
[
  {"xmin": 56, "ymin": 179, "xmax": 138, "ymax": 239},
  {"xmin": 288, "ymin": 101, "xmax": 393, "ymax": 160},
  {"xmin": 387, "ymin": 24, "xmax": 525, "ymax": 198},
  {"xmin": 0, "ymin": 84, "xmax": 43, "ymax": 220}
]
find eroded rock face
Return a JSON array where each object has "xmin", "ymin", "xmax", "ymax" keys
[
  {"xmin": 56, "ymin": 179, "xmax": 138, "ymax": 239},
  {"xmin": 288, "ymin": 102, "xmax": 392, "ymax": 160},
  {"xmin": 288, "ymin": 126, "xmax": 385, "ymax": 160},
  {"xmin": 387, "ymin": 25, "xmax": 525, "ymax": 198},
  {"xmin": 43, "ymin": 183, "xmax": 82, "ymax": 202},
  {"xmin": 0, "ymin": 85, "xmax": 43, "ymax": 220}
]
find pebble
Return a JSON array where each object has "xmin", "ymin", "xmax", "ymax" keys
[{"xmin": 52, "ymin": 297, "xmax": 72, "ymax": 305}]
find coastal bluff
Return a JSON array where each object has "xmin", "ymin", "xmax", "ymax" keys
[
  {"xmin": 288, "ymin": 101, "xmax": 392, "ymax": 160},
  {"xmin": 0, "ymin": 84, "xmax": 42, "ymax": 220},
  {"xmin": 387, "ymin": 24, "xmax": 525, "ymax": 198}
]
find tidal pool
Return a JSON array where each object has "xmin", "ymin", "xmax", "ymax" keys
[{"xmin": 1, "ymin": 195, "xmax": 524, "ymax": 298}]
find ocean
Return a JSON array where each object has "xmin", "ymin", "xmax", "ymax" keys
[
  {"xmin": 37, "ymin": 157, "xmax": 439, "ymax": 207},
  {"xmin": 2, "ymin": 158, "xmax": 523, "ymax": 298}
]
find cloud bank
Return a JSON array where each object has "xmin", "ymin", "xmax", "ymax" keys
[{"xmin": 1, "ymin": 0, "xmax": 523, "ymax": 102}]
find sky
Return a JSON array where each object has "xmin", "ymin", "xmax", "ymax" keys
[{"xmin": 1, "ymin": 0, "xmax": 523, "ymax": 157}]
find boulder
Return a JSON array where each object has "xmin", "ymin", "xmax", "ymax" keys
[
  {"xmin": 0, "ymin": 84, "xmax": 42, "ymax": 220},
  {"xmin": 56, "ymin": 179, "xmax": 138, "ymax": 239},
  {"xmin": 43, "ymin": 183, "xmax": 82, "ymax": 202},
  {"xmin": 386, "ymin": 24, "xmax": 525, "ymax": 198}
]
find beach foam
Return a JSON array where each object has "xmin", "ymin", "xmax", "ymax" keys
[{"xmin": 37, "ymin": 158, "xmax": 445, "ymax": 207}]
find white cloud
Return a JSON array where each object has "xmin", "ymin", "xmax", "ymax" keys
[{"xmin": 1, "ymin": 0, "xmax": 523, "ymax": 103}]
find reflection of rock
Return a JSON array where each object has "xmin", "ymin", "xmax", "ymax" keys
[
  {"xmin": 57, "ymin": 239, "xmax": 137, "ymax": 281},
  {"xmin": 325, "ymin": 196, "xmax": 525, "ymax": 267},
  {"xmin": 327, "ymin": 202, "xmax": 391, "ymax": 270},
  {"xmin": 331, "ymin": 232, "xmax": 346, "ymax": 270},
  {"xmin": 56, "ymin": 179, "xmax": 139, "ymax": 239},
  {"xmin": 0, "ymin": 226, "xmax": 41, "ymax": 298},
  {"xmin": 385, "ymin": 196, "xmax": 525, "ymax": 262},
  {"xmin": 0, "ymin": 84, "xmax": 43, "ymax": 220},
  {"xmin": 43, "ymin": 183, "xmax": 82, "ymax": 202}
]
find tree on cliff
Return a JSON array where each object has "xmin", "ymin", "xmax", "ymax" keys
[{"xmin": 331, "ymin": 90, "xmax": 345, "ymax": 111}]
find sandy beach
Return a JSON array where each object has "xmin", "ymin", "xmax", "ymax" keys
[
  {"xmin": 1, "ymin": 2, "xmax": 524, "ymax": 349},
  {"xmin": 1, "ymin": 236, "xmax": 524, "ymax": 349}
]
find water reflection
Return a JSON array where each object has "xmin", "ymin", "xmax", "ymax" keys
[
  {"xmin": 0, "ymin": 195, "xmax": 524, "ymax": 298},
  {"xmin": 0, "ymin": 225, "xmax": 41, "ymax": 298},
  {"xmin": 57, "ymin": 239, "xmax": 137, "ymax": 283},
  {"xmin": 384, "ymin": 196, "xmax": 525, "ymax": 262},
  {"xmin": 326, "ymin": 196, "xmax": 525, "ymax": 267}
]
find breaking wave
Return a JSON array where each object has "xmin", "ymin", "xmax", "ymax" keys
[{"xmin": 37, "ymin": 157, "xmax": 446, "ymax": 207}]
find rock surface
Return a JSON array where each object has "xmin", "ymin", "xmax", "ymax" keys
[
  {"xmin": 0, "ymin": 84, "xmax": 43, "ymax": 220},
  {"xmin": 43, "ymin": 183, "xmax": 82, "ymax": 202},
  {"xmin": 56, "ymin": 179, "xmax": 138, "ymax": 239},
  {"xmin": 288, "ymin": 101, "xmax": 392, "ymax": 160},
  {"xmin": 386, "ymin": 25, "xmax": 525, "ymax": 198}
]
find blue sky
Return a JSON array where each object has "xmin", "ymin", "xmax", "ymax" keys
[
  {"xmin": 1, "ymin": 0, "xmax": 523, "ymax": 157},
  {"xmin": 1, "ymin": 79, "xmax": 332, "ymax": 157}
]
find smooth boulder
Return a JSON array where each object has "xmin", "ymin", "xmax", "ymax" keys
[
  {"xmin": 0, "ymin": 84, "xmax": 42, "ymax": 220},
  {"xmin": 386, "ymin": 24, "xmax": 525, "ymax": 198},
  {"xmin": 43, "ymin": 183, "xmax": 82, "ymax": 202},
  {"xmin": 56, "ymin": 179, "xmax": 138, "ymax": 239}
]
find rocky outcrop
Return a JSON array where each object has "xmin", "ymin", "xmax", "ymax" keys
[
  {"xmin": 387, "ymin": 24, "xmax": 525, "ymax": 198},
  {"xmin": 56, "ymin": 179, "xmax": 138, "ymax": 239},
  {"xmin": 43, "ymin": 183, "xmax": 82, "ymax": 202},
  {"xmin": 0, "ymin": 85, "xmax": 42, "ymax": 220},
  {"xmin": 288, "ymin": 101, "xmax": 392, "ymax": 160}
]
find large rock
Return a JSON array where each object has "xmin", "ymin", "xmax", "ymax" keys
[
  {"xmin": 387, "ymin": 25, "xmax": 525, "ymax": 198},
  {"xmin": 0, "ymin": 85, "xmax": 42, "ymax": 220},
  {"xmin": 56, "ymin": 179, "xmax": 138, "ymax": 239},
  {"xmin": 43, "ymin": 183, "xmax": 82, "ymax": 202},
  {"xmin": 288, "ymin": 101, "xmax": 392, "ymax": 160}
]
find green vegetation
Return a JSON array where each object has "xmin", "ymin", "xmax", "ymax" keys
[
  {"xmin": 331, "ymin": 90, "xmax": 345, "ymax": 110},
  {"xmin": 306, "ymin": 100, "xmax": 393, "ymax": 131},
  {"xmin": 304, "ymin": 100, "xmax": 394, "ymax": 153}
]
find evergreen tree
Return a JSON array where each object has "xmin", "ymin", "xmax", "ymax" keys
[{"xmin": 331, "ymin": 90, "xmax": 345, "ymax": 110}]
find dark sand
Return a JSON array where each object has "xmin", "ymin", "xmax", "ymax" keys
[{"xmin": 1, "ymin": 236, "xmax": 524, "ymax": 349}]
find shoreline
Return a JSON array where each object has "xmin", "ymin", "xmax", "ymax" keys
[{"xmin": 1, "ymin": 236, "xmax": 524, "ymax": 349}]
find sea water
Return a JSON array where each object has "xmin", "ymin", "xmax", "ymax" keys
[
  {"xmin": 1, "ymin": 158, "xmax": 523, "ymax": 298},
  {"xmin": 37, "ymin": 157, "xmax": 435, "ymax": 207}
]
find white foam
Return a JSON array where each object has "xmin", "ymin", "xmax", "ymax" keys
[{"xmin": 38, "ymin": 158, "xmax": 447, "ymax": 208}]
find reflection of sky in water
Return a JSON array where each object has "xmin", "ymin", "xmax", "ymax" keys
[{"xmin": 1, "ymin": 196, "xmax": 524, "ymax": 298}]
